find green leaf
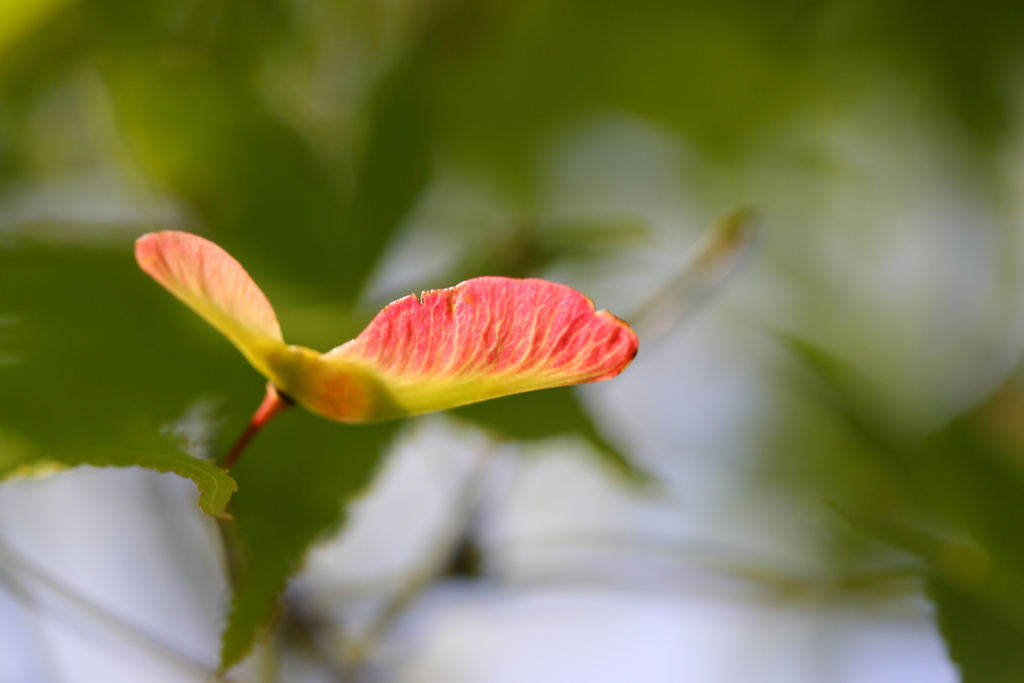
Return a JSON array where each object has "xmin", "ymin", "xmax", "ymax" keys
[
  {"xmin": 788, "ymin": 339, "xmax": 1024, "ymax": 683},
  {"xmin": 930, "ymin": 577, "xmax": 1024, "ymax": 683},
  {"xmin": 0, "ymin": 440, "xmax": 237, "ymax": 518},
  {"xmin": 845, "ymin": 509, "xmax": 1024, "ymax": 683},
  {"xmin": 219, "ymin": 412, "xmax": 400, "ymax": 670},
  {"xmin": 0, "ymin": 244, "xmax": 250, "ymax": 513},
  {"xmin": 79, "ymin": 447, "xmax": 236, "ymax": 517}
]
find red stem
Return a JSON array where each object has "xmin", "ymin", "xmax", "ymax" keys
[{"xmin": 220, "ymin": 382, "xmax": 293, "ymax": 470}]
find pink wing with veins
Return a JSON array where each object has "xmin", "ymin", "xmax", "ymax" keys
[
  {"xmin": 325, "ymin": 277, "xmax": 638, "ymax": 416},
  {"xmin": 135, "ymin": 231, "xmax": 286, "ymax": 382}
]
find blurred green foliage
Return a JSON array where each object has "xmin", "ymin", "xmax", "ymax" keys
[
  {"xmin": 781, "ymin": 338, "xmax": 1024, "ymax": 682},
  {"xmin": 2, "ymin": 0, "xmax": 1024, "ymax": 676}
]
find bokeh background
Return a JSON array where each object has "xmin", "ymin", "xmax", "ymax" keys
[{"xmin": 3, "ymin": 0, "xmax": 1024, "ymax": 681}]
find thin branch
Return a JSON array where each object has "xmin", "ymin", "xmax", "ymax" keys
[
  {"xmin": 0, "ymin": 535, "xmax": 246, "ymax": 682},
  {"xmin": 0, "ymin": 559, "xmax": 63, "ymax": 682},
  {"xmin": 629, "ymin": 208, "xmax": 756, "ymax": 344}
]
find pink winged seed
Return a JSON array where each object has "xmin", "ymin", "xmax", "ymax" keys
[
  {"xmin": 330, "ymin": 277, "xmax": 638, "ymax": 389},
  {"xmin": 136, "ymin": 231, "xmax": 638, "ymax": 426}
]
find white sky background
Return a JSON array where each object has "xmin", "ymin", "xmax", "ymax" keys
[{"xmin": 5, "ymin": 67, "xmax": 1024, "ymax": 682}]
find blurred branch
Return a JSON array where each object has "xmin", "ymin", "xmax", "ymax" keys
[
  {"xmin": 0, "ymin": 554, "xmax": 62, "ymax": 681},
  {"xmin": 338, "ymin": 445, "xmax": 496, "ymax": 673},
  {"xmin": 629, "ymin": 208, "xmax": 757, "ymax": 344},
  {"xmin": 274, "ymin": 441, "xmax": 503, "ymax": 682},
  {"xmin": 0, "ymin": 535, "xmax": 245, "ymax": 682},
  {"xmin": 489, "ymin": 531, "xmax": 924, "ymax": 603}
]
